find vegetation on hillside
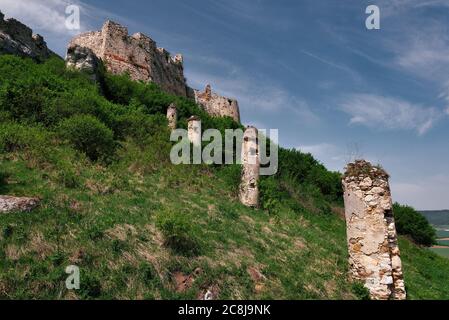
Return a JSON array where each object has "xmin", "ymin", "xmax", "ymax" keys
[
  {"xmin": 393, "ymin": 203, "xmax": 437, "ymax": 247},
  {"xmin": 1, "ymin": 55, "xmax": 449, "ymax": 299}
]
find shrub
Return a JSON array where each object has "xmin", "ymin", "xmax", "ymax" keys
[
  {"xmin": 57, "ymin": 115, "xmax": 116, "ymax": 162},
  {"xmin": 393, "ymin": 203, "xmax": 437, "ymax": 246},
  {"xmin": 0, "ymin": 122, "xmax": 51, "ymax": 160},
  {"xmin": 155, "ymin": 210, "xmax": 200, "ymax": 256}
]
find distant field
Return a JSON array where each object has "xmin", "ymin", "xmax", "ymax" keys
[
  {"xmin": 430, "ymin": 247, "xmax": 449, "ymax": 258},
  {"xmin": 436, "ymin": 229, "xmax": 449, "ymax": 238},
  {"xmin": 438, "ymin": 240, "xmax": 449, "ymax": 246}
]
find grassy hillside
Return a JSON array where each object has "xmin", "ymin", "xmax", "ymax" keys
[{"xmin": 1, "ymin": 55, "xmax": 449, "ymax": 299}]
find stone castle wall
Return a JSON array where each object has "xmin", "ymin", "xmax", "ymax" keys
[
  {"xmin": 70, "ymin": 21, "xmax": 187, "ymax": 96},
  {"xmin": 0, "ymin": 10, "xmax": 55, "ymax": 62},
  {"xmin": 69, "ymin": 21, "xmax": 241, "ymax": 122},
  {"xmin": 193, "ymin": 84, "xmax": 240, "ymax": 123},
  {"xmin": 342, "ymin": 160, "xmax": 406, "ymax": 300}
]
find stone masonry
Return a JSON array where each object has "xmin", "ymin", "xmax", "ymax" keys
[
  {"xmin": 0, "ymin": 10, "xmax": 55, "ymax": 62},
  {"xmin": 166, "ymin": 103, "xmax": 177, "ymax": 131},
  {"xmin": 239, "ymin": 126, "xmax": 259, "ymax": 207},
  {"xmin": 193, "ymin": 84, "xmax": 240, "ymax": 123},
  {"xmin": 68, "ymin": 20, "xmax": 241, "ymax": 122},
  {"xmin": 342, "ymin": 160, "xmax": 406, "ymax": 300},
  {"xmin": 187, "ymin": 116, "xmax": 201, "ymax": 147},
  {"xmin": 69, "ymin": 20, "xmax": 187, "ymax": 96}
]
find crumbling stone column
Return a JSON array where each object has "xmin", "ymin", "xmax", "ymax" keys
[
  {"xmin": 342, "ymin": 160, "xmax": 406, "ymax": 300},
  {"xmin": 166, "ymin": 103, "xmax": 177, "ymax": 130},
  {"xmin": 239, "ymin": 126, "xmax": 259, "ymax": 207},
  {"xmin": 187, "ymin": 116, "xmax": 201, "ymax": 147}
]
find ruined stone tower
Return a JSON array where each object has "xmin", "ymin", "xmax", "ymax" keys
[
  {"xmin": 342, "ymin": 160, "xmax": 406, "ymax": 300},
  {"xmin": 193, "ymin": 84, "xmax": 240, "ymax": 123},
  {"xmin": 69, "ymin": 20, "xmax": 187, "ymax": 96},
  {"xmin": 239, "ymin": 126, "xmax": 259, "ymax": 207},
  {"xmin": 166, "ymin": 103, "xmax": 177, "ymax": 130},
  {"xmin": 187, "ymin": 116, "xmax": 201, "ymax": 147}
]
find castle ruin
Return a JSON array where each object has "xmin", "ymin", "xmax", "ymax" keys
[
  {"xmin": 69, "ymin": 20, "xmax": 187, "ymax": 96},
  {"xmin": 166, "ymin": 103, "xmax": 178, "ymax": 131},
  {"xmin": 68, "ymin": 20, "xmax": 241, "ymax": 123},
  {"xmin": 342, "ymin": 160, "xmax": 406, "ymax": 300},
  {"xmin": 193, "ymin": 84, "xmax": 240, "ymax": 123},
  {"xmin": 239, "ymin": 126, "xmax": 260, "ymax": 208}
]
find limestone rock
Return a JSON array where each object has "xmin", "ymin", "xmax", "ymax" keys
[
  {"xmin": 66, "ymin": 45, "xmax": 101, "ymax": 81},
  {"xmin": 0, "ymin": 195, "xmax": 40, "ymax": 213},
  {"xmin": 342, "ymin": 160, "xmax": 406, "ymax": 300},
  {"xmin": 0, "ymin": 10, "xmax": 55, "ymax": 62}
]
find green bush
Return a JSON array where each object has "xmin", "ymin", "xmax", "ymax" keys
[
  {"xmin": 57, "ymin": 115, "xmax": 116, "ymax": 162},
  {"xmin": 393, "ymin": 203, "xmax": 437, "ymax": 246},
  {"xmin": 155, "ymin": 210, "xmax": 200, "ymax": 256},
  {"xmin": 0, "ymin": 122, "xmax": 50, "ymax": 153}
]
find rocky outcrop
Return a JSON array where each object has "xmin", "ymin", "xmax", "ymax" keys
[
  {"xmin": 0, "ymin": 195, "xmax": 40, "ymax": 213},
  {"xmin": 66, "ymin": 45, "xmax": 101, "ymax": 81},
  {"xmin": 69, "ymin": 20, "xmax": 187, "ymax": 96},
  {"xmin": 342, "ymin": 160, "xmax": 406, "ymax": 300},
  {"xmin": 0, "ymin": 10, "xmax": 55, "ymax": 62},
  {"xmin": 193, "ymin": 84, "xmax": 240, "ymax": 123}
]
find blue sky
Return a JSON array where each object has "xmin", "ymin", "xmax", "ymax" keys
[{"xmin": 1, "ymin": 0, "xmax": 448, "ymax": 209}]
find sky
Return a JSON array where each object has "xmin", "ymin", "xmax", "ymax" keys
[{"xmin": 0, "ymin": 0, "xmax": 448, "ymax": 210}]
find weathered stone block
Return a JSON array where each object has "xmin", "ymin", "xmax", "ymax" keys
[
  {"xmin": 239, "ymin": 126, "xmax": 259, "ymax": 207},
  {"xmin": 342, "ymin": 160, "xmax": 406, "ymax": 300}
]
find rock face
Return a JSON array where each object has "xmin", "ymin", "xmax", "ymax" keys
[
  {"xmin": 69, "ymin": 20, "xmax": 187, "ymax": 96},
  {"xmin": 66, "ymin": 45, "xmax": 101, "ymax": 81},
  {"xmin": 0, "ymin": 10, "xmax": 55, "ymax": 61},
  {"xmin": 342, "ymin": 160, "xmax": 406, "ymax": 300},
  {"xmin": 0, "ymin": 195, "xmax": 40, "ymax": 213},
  {"xmin": 193, "ymin": 84, "xmax": 240, "ymax": 123},
  {"xmin": 239, "ymin": 126, "xmax": 259, "ymax": 207}
]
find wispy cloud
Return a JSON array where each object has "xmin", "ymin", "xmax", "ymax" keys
[
  {"xmin": 340, "ymin": 94, "xmax": 441, "ymax": 135},
  {"xmin": 185, "ymin": 55, "xmax": 320, "ymax": 125},
  {"xmin": 391, "ymin": 174, "xmax": 449, "ymax": 210}
]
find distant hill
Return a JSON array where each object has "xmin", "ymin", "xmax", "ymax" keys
[{"xmin": 420, "ymin": 210, "xmax": 449, "ymax": 226}]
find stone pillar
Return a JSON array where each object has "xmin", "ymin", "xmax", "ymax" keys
[
  {"xmin": 342, "ymin": 160, "xmax": 406, "ymax": 300},
  {"xmin": 187, "ymin": 116, "xmax": 201, "ymax": 147},
  {"xmin": 239, "ymin": 126, "xmax": 259, "ymax": 208},
  {"xmin": 166, "ymin": 103, "xmax": 177, "ymax": 130}
]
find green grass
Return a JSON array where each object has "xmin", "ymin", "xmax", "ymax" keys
[{"xmin": 1, "ymin": 55, "xmax": 449, "ymax": 300}]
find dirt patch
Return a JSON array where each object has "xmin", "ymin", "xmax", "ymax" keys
[{"xmin": 173, "ymin": 268, "xmax": 202, "ymax": 293}]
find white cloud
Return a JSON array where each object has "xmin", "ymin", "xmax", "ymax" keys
[
  {"xmin": 185, "ymin": 57, "xmax": 320, "ymax": 125},
  {"xmin": 340, "ymin": 94, "xmax": 441, "ymax": 135},
  {"xmin": 0, "ymin": 0, "xmax": 86, "ymax": 35},
  {"xmin": 391, "ymin": 175, "xmax": 449, "ymax": 210}
]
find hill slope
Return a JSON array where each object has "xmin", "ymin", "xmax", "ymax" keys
[{"xmin": 1, "ymin": 56, "xmax": 449, "ymax": 299}]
